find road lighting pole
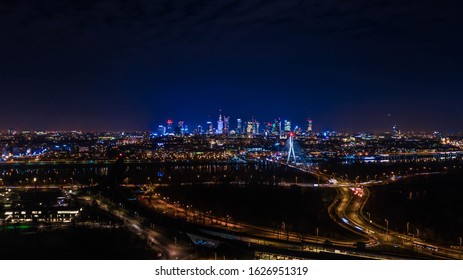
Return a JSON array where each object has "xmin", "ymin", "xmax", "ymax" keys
[
  {"xmin": 316, "ymin": 227, "xmax": 319, "ymax": 239},
  {"xmin": 459, "ymin": 236, "xmax": 462, "ymax": 248},
  {"xmin": 407, "ymin": 222, "xmax": 409, "ymax": 235},
  {"xmin": 385, "ymin": 219, "xmax": 389, "ymax": 233}
]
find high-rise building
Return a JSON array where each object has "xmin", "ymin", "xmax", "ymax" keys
[
  {"xmin": 307, "ymin": 118, "xmax": 313, "ymax": 132},
  {"xmin": 246, "ymin": 121, "xmax": 253, "ymax": 137},
  {"xmin": 177, "ymin": 121, "xmax": 184, "ymax": 136},
  {"xmin": 157, "ymin": 125, "xmax": 166, "ymax": 136},
  {"xmin": 284, "ymin": 120, "xmax": 291, "ymax": 132},
  {"xmin": 167, "ymin": 120, "xmax": 173, "ymax": 134},
  {"xmin": 265, "ymin": 122, "xmax": 272, "ymax": 135},
  {"xmin": 216, "ymin": 110, "xmax": 224, "ymax": 134},
  {"xmin": 236, "ymin": 119, "xmax": 242, "ymax": 135},
  {"xmin": 223, "ymin": 116, "xmax": 230, "ymax": 135},
  {"xmin": 197, "ymin": 125, "xmax": 203, "ymax": 135},
  {"xmin": 272, "ymin": 118, "xmax": 281, "ymax": 136},
  {"xmin": 207, "ymin": 121, "xmax": 213, "ymax": 135},
  {"xmin": 392, "ymin": 125, "xmax": 400, "ymax": 138}
]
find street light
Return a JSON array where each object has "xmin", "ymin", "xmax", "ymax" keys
[
  {"xmin": 316, "ymin": 227, "xmax": 319, "ymax": 239},
  {"xmin": 385, "ymin": 219, "xmax": 389, "ymax": 233},
  {"xmin": 459, "ymin": 236, "xmax": 462, "ymax": 248},
  {"xmin": 407, "ymin": 222, "xmax": 410, "ymax": 235}
]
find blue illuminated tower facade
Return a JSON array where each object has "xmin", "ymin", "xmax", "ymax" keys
[{"xmin": 216, "ymin": 110, "xmax": 224, "ymax": 134}]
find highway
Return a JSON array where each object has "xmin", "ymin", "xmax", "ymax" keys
[
  {"xmin": 79, "ymin": 195, "xmax": 194, "ymax": 260},
  {"xmin": 138, "ymin": 190, "xmax": 419, "ymax": 259},
  {"xmin": 328, "ymin": 183, "xmax": 463, "ymax": 259}
]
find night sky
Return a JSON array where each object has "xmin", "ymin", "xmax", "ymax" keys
[{"xmin": 1, "ymin": 0, "xmax": 462, "ymax": 132}]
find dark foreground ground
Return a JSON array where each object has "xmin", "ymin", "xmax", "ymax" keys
[{"xmin": 0, "ymin": 227, "xmax": 158, "ymax": 260}]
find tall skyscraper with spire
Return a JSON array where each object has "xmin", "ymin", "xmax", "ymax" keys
[{"xmin": 216, "ymin": 110, "xmax": 224, "ymax": 134}]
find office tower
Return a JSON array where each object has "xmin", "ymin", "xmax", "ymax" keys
[
  {"xmin": 272, "ymin": 118, "xmax": 281, "ymax": 136},
  {"xmin": 167, "ymin": 120, "xmax": 173, "ymax": 134},
  {"xmin": 393, "ymin": 125, "xmax": 400, "ymax": 137},
  {"xmin": 284, "ymin": 120, "xmax": 291, "ymax": 132},
  {"xmin": 157, "ymin": 125, "xmax": 166, "ymax": 136},
  {"xmin": 246, "ymin": 121, "xmax": 253, "ymax": 137},
  {"xmin": 216, "ymin": 110, "xmax": 224, "ymax": 134},
  {"xmin": 224, "ymin": 116, "xmax": 230, "ymax": 135},
  {"xmin": 207, "ymin": 121, "xmax": 213, "ymax": 135},
  {"xmin": 236, "ymin": 119, "xmax": 242, "ymax": 135},
  {"xmin": 177, "ymin": 121, "xmax": 184, "ymax": 136},
  {"xmin": 307, "ymin": 118, "xmax": 313, "ymax": 132}
]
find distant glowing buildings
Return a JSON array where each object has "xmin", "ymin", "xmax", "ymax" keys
[
  {"xmin": 284, "ymin": 120, "xmax": 291, "ymax": 132},
  {"xmin": 215, "ymin": 110, "xmax": 224, "ymax": 135},
  {"xmin": 236, "ymin": 119, "xmax": 242, "ymax": 135},
  {"xmin": 307, "ymin": 118, "xmax": 313, "ymax": 133},
  {"xmin": 157, "ymin": 125, "xmax": 166, "ymax": 136},
  {"xmin": 156, "ymin": 113, "xmax": 313, "ymax": 137},
  {"xmin": 223, "ymin": 116, "xmax": 230, "ymax": 135},
  {"xmin": 207, "ymin": 121, "xmax": 213, "ymax": 135},
  {"xmin": 271, "ymin": 118, "xmax": 281, "ymax": 136},
  {"xmin": 392, "ymin": 125, "xmax": 400, "ymax": 138},
  {"xmin": 246, "ymin": 121, "xmax": 253, "ymax": 137},
  {"xmin": 166, "ymin": 120, "xmax": 173, "ymax": 134}
]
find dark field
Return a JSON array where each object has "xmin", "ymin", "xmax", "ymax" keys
[{"xmin": 0, "ymin": 228, "xmax": 159, "ymax": 260}]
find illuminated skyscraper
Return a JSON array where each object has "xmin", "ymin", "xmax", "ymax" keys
[
  {"xmin": 207, "ymin": 121, "xmax": 213, "ymax": 135},
  {"xmin": 216, "ymin": 110, "xmax": 224, "ymax": 134},
  {"xmin": 197, "ymin": 125, "xmax": 203, "ymax": 135},
  {"xmin": 167, "ymin": 119, "xmax": 173, "ymax": 134},
  {"xmin": 307, "ymin": 118, "xmax": 313, "ymax": 132},
  {"xmin": 223, "ymin": 116, "xmax": 230, "ymax": 135},
  {"xmin": 284, "ymin": 120, "xmax": 291, "ymax": 132},
  {"xmin": 265, "ymin": 122, "xmax": 272, "ymax": 135},
  {"xmin": 157, "ymin": 125, "xmax": 166, "ymax": 136},
  {"xmin": 236, "ymin": 119, "xmax": 242, "ymax": 135},
  {"xmin": 177, "ymin": 121, "xmax": 184, "ymax": 135},
  {"xmin": 392, "ymin": 125, "xmax": 400, "ymax": 138},
  {"xmin": 246, "ymin": 121, "xmax": 253, "ymax": 137},
  {"xmin": 272, "ymin": 118, "xmax": 281, "ymax": 136}
]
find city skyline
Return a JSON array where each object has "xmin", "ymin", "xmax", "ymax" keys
[
  {"xmin": 1, "ymin": 1, "xmax": 463, "ymax": 132},
  {"xmin": 1, "ymin": 112, "xmax": 458, "ymax": 135}
]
